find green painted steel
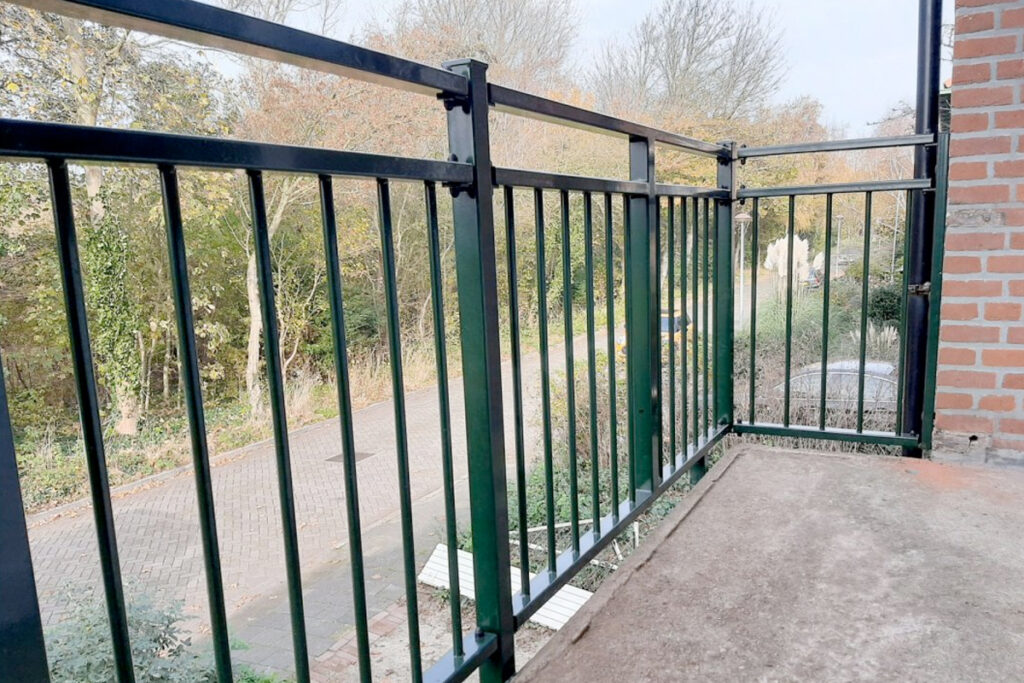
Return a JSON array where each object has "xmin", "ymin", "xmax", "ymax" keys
[
  {"xmin": 534, "ymin": 187, "xmax": 557, "ymax": 572},
  {"xmin": 896, "ymin": 189, "xmax": 913, "ymax": 436},
  {"xmin": 443, "ymin": 58, "xmax": 516, "ymax": 682},
  {"xmin": 376, "ymin": 178, "xmax": 423, "ymax": 682},
  {"xmin": 584, "ymin": 192, "xmax": 601, "ymax": 536},
  {"xmin": 679, "ymin": 199, "xmax": 689, "ymax": 457},
  {"xmin": 318, "ymin": 175, "xmax": 372, "ymax": 681},
  {"xmin": 503, "ymin": 186, "xmax": 532, "ymax": 596},
  {"xmin": 605, "ymin": 193, "xmax": 621, "ymax": 521},
  {"xmin": 692, "ymin": 198, "xmax": 700, "ymax": 451},
  {"xmin": 856, "ymin": 192, "xmax": 873, "ymax": 434},
  {"xmin": 625, "ymin": 136, "xmax": 659, "ymax": 497},
  {"xmin": 247, "ymin": 170, "xmax": 310, "ymax": 682},
  {"xmin": 560, "ymin": 190, "xmax": 581, "ymax": 556},
  {"xmin": 714, "ymin": 146, "xmax": 735, "ymax": 429},
  {"xmin": 702, "ymin": 198, "xmax": 710, "ymax": 442},
  {"xmin": 48, "ymin": 159, "xmax": 135, "ymax": 683},
  {"xmin": 159, "ymin": 166, "xmax": 232, "ymax": 682},
  {"xmin": 425, "ymin": 181, "xmax": 465, "ymax": 657},
  {"xmin": 782, "ymin": 195, "xmax": 796, "ymax": 428},
  {"xmin": 667, "ymin": 198, "xmax": 677, "ymax": 465},
  {"xmin": 921, "ymin": 132, "xmax": 950, "ymax": 449},
  {"xmin": 818, "ymin": 194, "xmax": 834, "ymax": 431},
  {"xmin": 748, "ymin": 198, "xmax": 759, "ymax": 426}
]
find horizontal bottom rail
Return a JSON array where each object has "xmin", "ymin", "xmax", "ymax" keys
[
  {"xmin": 424, "ymin": 631, "xmax": 498, "ymax": 683},
  {"xmin": 734, "ymin": 422, "xmax": 919, "ymax": 448},
  {"xmin": 512, "ymin": 425, "xmax": 728, "ymax": 628}
]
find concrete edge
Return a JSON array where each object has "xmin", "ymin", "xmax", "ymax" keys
[{"xmin": 514, "ymin": 444, "xmax": 750, "ymax": 680}]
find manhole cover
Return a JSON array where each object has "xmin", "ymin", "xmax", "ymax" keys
[{"xmin": 326, "ymin": 451, "xmax": 375, "ymax": 463}]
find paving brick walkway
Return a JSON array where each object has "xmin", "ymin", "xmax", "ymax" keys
[{"xmin": 26, "ymin": 335, "xmax": 591, "ymax": 674}]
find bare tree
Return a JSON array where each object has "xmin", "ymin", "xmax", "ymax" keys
[{"xmin": 590, "ymin": 0, "xmax": 786, "ymax": 121}]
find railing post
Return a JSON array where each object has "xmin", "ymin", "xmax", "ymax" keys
[
  {"xmin": 902, "ymin": 0, "xmax": 942, "ymax": 457},
  {"xmin": 441, "ymin": 59, "xmax": 515, "ymax": 681},
  {"xmin": 0, "ymin": 353, "xmax": 50, "ymax": 681},
  {"xmin": 714, "ymin": 143, "xmax": 736, "ymax": 430},
  {"xmin": 626, "ymin": 136, "xmax": 660, "ymax": 496}
]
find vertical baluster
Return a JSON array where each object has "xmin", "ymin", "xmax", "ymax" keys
[
  {"xmin": 679, "ymin": 198, "xmax": 688, "ymax": 458},
  {"xmin": 623, "ymin": 193, "xmax": 636, "ymax": 503},
  {"xmin": 583, "ymin": 192, "xmax": 600, "ymax": 536},
  {"xmin": 424, "ymin": 181, "xmax": 463, "ymax": 656},
  {"xmin": 318, "ymin": 175, "xmax": 372, "ymax": 680},
  {"xmin": 247, "ymin": 170, "xmax": 310, "ymax": 681},
  {"xmin": 857, "ymin": 192, "xmax": 873, "ymax": 434},
  {"xmin": 47, "ymin": 159, "xmax": 135, "ymax": 683},
  {"xmin": 534, "ymin": 188, "xmax": 556, "ymax": 573},
  {"xmin": 783, "ymin": 195, "xmax": 795, "ymax": 428},
  {"xmin": 895, "ymin": 190, "xmax": 912, "ymax": 435},
  {"xmin": 560, "ymin": 190, "xmax": 580, "ymax": 556},
  {"xmin": 375, "ymin": 179, "xmax": 422, "ymax": 680},
  {"xmin": 503, "ymin": 186, "xmax": 531, "ymax": 596},
  {"xmin": 819, "ymin": 194, "xmax": 834, "ymax": 431},
  {"xmin": 604, "ymin": 193, "xmax": 620, "ymax": 521},
  {"xmin": 159, "ymin": 166, "xmax": 232, "ymax": 682},
  {"xmin": 667, "ymin": 198, "xmax": 676, "ymax": 468},
  {"xmin": 749, "ymin": 198, "xmax": 759, "ymax": 425},
  {"xmin": 702, "ymin": 198, "xmax": 710, "ymax": 441},
  {"xmin": 691, "ymin": 197, "xmax": 699, "ymax": 449}
]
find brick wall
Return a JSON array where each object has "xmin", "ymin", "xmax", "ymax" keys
[{"xmin": 936, "ymin": 0, "xmax": 1024, "ymax": 462}]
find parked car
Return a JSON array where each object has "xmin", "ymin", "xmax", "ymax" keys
[
  {"xmin": 775, "ymin": 360, "xmax": 898, "ymax": 414},
  {"xmin": 615, "ymin": 310, "xmax": 693, "ymax": 356}
]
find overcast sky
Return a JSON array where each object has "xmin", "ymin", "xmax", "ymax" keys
[{"xmin": 345, "ymin": 0, "xmax": 954, "ymax": 138}]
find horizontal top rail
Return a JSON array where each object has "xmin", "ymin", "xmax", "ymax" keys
[
  {"xmin": 489, "ymin": 85, "xmax": 728, "ymax": 158},
  {"xmin": 493, "ymin": 167, "xmax": 649, "ymax": 195},
  {"xmin": 16, "ymin": 0, "xmax": 469, "ymax": 97},
  {"xmin": 738, "ymin": 178, "xmax": 932, "ymax": 199},
  {"xmin": 738, "ymin": 134, "xmax": 935, "ymax": 159},
  {"xmin": 655, "ymin": 183, "xmax": 729, "ymax": 199},
  {"xmin": 0, "ymin": 118, "xmax": 473, "ymax": 183}
]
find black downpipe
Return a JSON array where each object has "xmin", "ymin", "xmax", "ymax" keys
[{"xmin": 902, "ymin": 0, "xmax": 943, "ymax": 457}]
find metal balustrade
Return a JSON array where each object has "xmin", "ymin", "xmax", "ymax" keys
[{"xmin": 0, "ymin": 0, "xmax": 947, "ymax": 681}]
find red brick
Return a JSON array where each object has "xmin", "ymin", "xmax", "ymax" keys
[
  {"xmin": 945, "ymin": 231, "xmax": 1005, "ymax": 250},
  {"xmin": 942, "ymin": 302, "xmax": 979, "ymax": 320},
  {"xmin": 949, "ymin": 161, "xmax": 989, "ymax": 180},
  {"xmin": 941, "ymin": 325, "xmax": 1000, "ymax": 343},
  {"xmin": 955, "ymin": 35, "xmax": 1018, "ymax": 59},
  {"xmin": 1004, "ymin": 209, "xmax": 1024, "ymax": 226},
  {"xmin": 986, "ymin": 302, "xmax": 1023, "ymax": 320},
  {"xmin": 1012, "ymin": 281, "xmax": 1024, "ymax": 296},
  {"xmin": 1000, "ymin": 419, "xmax": 1024, "ymax": 435},
  {"xmin": 1004, "ymin": 373, "xmax": 1024, "ymax": 389},
  {"xmin": 956, "ymin": 10, "xmax": 994, "ymax": 34},
  {"xmin": 1010, "ymin": 327, "xmax": 1024, "ymax": 344},
  {"xmin": 989, "ymin": 255, "xmax": 1024, "ymax": 272},
  {"xmin": 1003, "ymin": 6, "xmax": 1024, "ymax": 28},
  {"xmin": 936, "ymin": 392, "xmax": 974, "ymax": 409},
  {"xmin": 943, "ymin": 279, "xmax": 1003, "ymax": 297},
  {"xmin": 952, "ymin": 86, "xmax": 1014, "ymax": 108},
  {"xmin": 992, "ymin": 437, "xmax": 1024, "ymax": 452},
  {"xmin": 935, "ymin": 414, "xmax": 993, "ymax": 434},
  {"xmin": 959, "ymin": 0, "xmax": 1017, "ymax": 5},
  {"xmin": 938, "ymin": 348, "xmax": 976, "ymax": 365},
  {"xmin": 995, "ymin": 160, "xmax": 1024, "ymax": 177},
  {"xmin": 994, "ymin": 110, "xmax": 1024, "ymax": 129},
  {"xmin": 936, "ymin": 369, "xmax": 998, "ymax": 389},
  {"xmin": 983, "ymin": 349, "xmax": 1024, "ymax": 366},
  {"xmin": 950, "ymin": 183, "xmax": 1010, "ymax": 204},
  {"xmin": 951, "ymin": 113, "xmax": 990, "ymax": 133},
  {"xmin": 1011, "ymin": 233, "xmax": 1024, "ymax": 249},
  {"xmin": 996, "ymin": 58, "xmax": 1024, "ymax": 80},
  {"xmin": 980, "ymin": 395, "xmax": 1016, "ymax": 412},
  {"xmin": 951, "ymin": 136, "xmax": 1012, "ymax": 156},
  {"xmin": 953, "ymin": 62, "xmax": 992, "ymax": 85},
  {"xmin": 944, "ymin": 255, "xmax": 983, "ymax": 273}
]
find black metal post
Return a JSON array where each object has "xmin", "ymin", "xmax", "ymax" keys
[{"xmin": 902, "ymin": 0, "xmax": 942, "ymax": 457}]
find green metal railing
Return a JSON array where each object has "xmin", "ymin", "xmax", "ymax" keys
[{"xmin": 0, "ymin": 1, "xmax": 948, "ymax": 681}]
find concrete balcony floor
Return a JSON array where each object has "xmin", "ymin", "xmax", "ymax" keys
[{"xmin": 517, "ymin": 447, "xmax": 1024, "ymax": 681}]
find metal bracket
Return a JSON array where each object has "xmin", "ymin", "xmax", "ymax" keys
[
  {"xmin": 908, "ymin": 282, "xmax": 931, "ymax": 296},
  {"xmin": 437, "ymin": 91, "xmax": 471, "ymax": 113}
]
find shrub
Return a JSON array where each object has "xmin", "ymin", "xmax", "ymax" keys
[
  {"xmin": 46, "ymin": 587, "xmax": 215, "ymax": 682},
  {"xmin": 868, "ymin": 282, "xmax": 902, "ymax": 328}
]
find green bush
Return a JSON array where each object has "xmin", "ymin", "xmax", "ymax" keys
[
  {"xmin": 46, "ymin": 588, "xmax": 215, "ymax": 682},
  {"xmin": 868, "ymin": 282, "xmax": 902, "ymax": 327}
]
